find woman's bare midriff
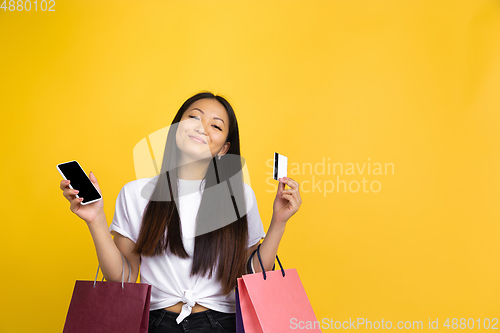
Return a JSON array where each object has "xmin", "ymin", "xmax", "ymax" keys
[{"xmin": 164, "ymin": 302, "xmax": 210, "ymax": 313}]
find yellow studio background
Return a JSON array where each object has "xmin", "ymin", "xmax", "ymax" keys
[{"xmin": 1, "ymin": 0, "xmax": 499, "ymax": 331}]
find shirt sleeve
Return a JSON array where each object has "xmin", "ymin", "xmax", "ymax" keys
[
  {"xmin": 244, "ymin": 183, "xmax": 266, "ymax": 249},
  {"xmin": 109, "ymin": 181, "xmax": 139, "ymax": 244}
]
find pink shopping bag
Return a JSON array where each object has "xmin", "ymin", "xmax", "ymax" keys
[{"xmin": 236, "ymin": 244, "xmax": 321, "ymax": 332}]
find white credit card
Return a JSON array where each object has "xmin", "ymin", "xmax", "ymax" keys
[{"xmin": 273, "ymin": 152, "xmax": 288, "ymax": 180}]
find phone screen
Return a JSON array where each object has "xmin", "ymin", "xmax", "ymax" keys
[{"xmin": 57, "ymin": 161, "xmax": 102, "ymax": 205}]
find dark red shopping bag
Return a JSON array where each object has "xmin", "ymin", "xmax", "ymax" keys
[
  {"xmin": 63, "ymin": 253, "xmax": 151, "ymax": 333},
  {"xmin": 236, "ymin": 244, "xmax": 321, "ymax": 332}
]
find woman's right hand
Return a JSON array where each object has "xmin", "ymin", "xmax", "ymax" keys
[{"xmin": 60, "ymin": 171, "xmax": 104, "ymax": 225}]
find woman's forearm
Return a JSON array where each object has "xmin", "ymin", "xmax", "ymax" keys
[
  {"xmin": 87, "ymin": 212, "xmax": 129, "ymax": 282},
  {"xmin": 252, "ymin": 216, "xmax": 286, "ymax": 273}
]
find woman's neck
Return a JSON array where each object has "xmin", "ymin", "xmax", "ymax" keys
[{"xmin": 177, "ymin": 157, "xmax": 210, "ymax": 180}]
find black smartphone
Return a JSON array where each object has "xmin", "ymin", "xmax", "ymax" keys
[{"xmin": 57, "ymin": 160, "xmax": 102, "ymax": 205}]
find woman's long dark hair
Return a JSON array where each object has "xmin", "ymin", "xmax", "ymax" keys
[{"xmin": 132, "ymin": 91, "xmax": 249, "ymax": 296}]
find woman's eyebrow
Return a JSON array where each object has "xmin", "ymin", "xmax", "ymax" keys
[{"xmin": 191, "ymin": 108, "xmax": 225, "ymax": 125}]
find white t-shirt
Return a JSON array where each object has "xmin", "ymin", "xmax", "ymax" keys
[{"xmin": 108, "ymin": 176, "xmax": 266, "ymax": 324}]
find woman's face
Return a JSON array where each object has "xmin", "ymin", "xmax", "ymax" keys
[{"xmin": 176, "ymin": 98, "xmax": 231, "ymax": 161}]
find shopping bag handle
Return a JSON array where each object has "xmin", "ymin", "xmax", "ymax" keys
[
  {"xmin": 94, "ymin": 252, "xmax": 132, "ymax": 289},
  {"xmin": 256, "ymin": 243, "xmax": 285, "ymax": 280}
]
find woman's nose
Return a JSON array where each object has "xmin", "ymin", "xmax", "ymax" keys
[
  {"xmin": 196, "ymin": 127, "xmax": 206, "ymax": 135},
  {"xmin": 196, "ymin": 121, "xmax": 205, "ymax": 134}
]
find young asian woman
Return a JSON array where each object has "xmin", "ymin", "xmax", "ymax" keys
[{"xmin": 59, "ymin": 91, "xmax": 302, "ymax": 332}]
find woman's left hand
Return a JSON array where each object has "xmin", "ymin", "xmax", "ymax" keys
[{"xmin": 272, "ymin": 177, "xmax": 302, "ymax": 224}]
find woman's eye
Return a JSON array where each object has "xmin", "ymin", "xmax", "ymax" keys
[{"xmin": 189, "ymin": 116, "xmax": 221, "ymax": 131}]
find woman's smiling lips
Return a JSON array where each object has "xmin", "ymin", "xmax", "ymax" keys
[{"xmin": 189, "ymin": 135, "xmax": 207, "ymax": 144}]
